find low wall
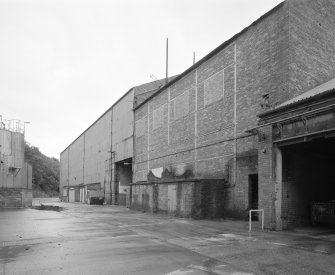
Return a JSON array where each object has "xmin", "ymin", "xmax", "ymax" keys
[
  {"xmin": 0, "ymin": 188, "xmax": 32, "ymax": 208},
  {"xmin": 130, "ymin": 179, "xmax": 226, "ymax": 219}
]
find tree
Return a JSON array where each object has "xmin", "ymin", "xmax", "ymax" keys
[{"xmin": 25, "ymin": 143, "xmax": 60, "ymax": 197}]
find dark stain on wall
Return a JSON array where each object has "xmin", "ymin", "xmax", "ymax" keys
[{"xmin": 130, "ymin": 179, "xmax": 226, "ymax": 219}]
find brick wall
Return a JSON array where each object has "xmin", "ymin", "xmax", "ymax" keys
[
  {"xmin": 133, "ymin": 0, "xmax": 335, "ymax": 227},
  {"xmin": 235, "ymin": 5, "xmax": 289, "ymax": 135},
  {"xmin": 134, "ymin": 3, "xmax": 289, "ymax": 222},
  {"xmin": 288, "ymin": 0, "xmax": 335, "ymax": 100},
  {"xmin": 130, "ymin": 180, "xmax": 225, "ymax": 219},
  {"xmin": 258, "ymin": 125, "xmax": 276, "ymax": 229},
  {"xmin": 257, "ymin": 0, "xmax": 335, "ymax": 229}
]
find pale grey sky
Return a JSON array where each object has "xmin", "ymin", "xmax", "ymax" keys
[{"xmin": 0, "ymin": 0, "xmax": 283, "ymax": 159}]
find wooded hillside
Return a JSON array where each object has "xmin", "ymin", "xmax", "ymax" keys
[{"xmin": 25, "ymin": 143, "xmax": 59, "ymax": 197}]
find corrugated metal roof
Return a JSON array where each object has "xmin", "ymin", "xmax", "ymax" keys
[
  {"xmin": 277, "ymin": 77, "xmax": 335, "ymax": 108},
  {"xmin": 60, "ymin": 77, "xmax": 171, "ymax": 155}
]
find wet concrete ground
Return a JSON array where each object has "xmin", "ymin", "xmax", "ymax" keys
[{"xmin": 1, "ymin": 201, "xmax": 335, "ymax": 275}]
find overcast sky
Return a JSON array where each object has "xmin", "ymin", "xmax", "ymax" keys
[{"xmin": 0, "ymin": 0, "xmax": 283, "ymax": 159}]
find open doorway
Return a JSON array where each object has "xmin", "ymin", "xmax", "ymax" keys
[
  {"xmin": 281, "ymin": 137, "xmax": 335, "ymax": 228},
  {"xmin": 115, "ymin": 158, "xmax": 132, "ymax": 206},
  {"xmin": 249, "ymin": 174, "xmax": 258, "ymax": 221}
]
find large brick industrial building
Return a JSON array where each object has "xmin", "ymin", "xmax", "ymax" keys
[
  {"xmin": 132, "ymin": 0, "xmax": 335, "ymax": 230},
  {"xmin": 60, "ymin": 0, "xmax": 335, "ymax": 230}
]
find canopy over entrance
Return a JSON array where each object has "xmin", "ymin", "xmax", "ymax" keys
[{"xmin": 256, "ymin": 78, "xmax": 335, "ymax": 229}]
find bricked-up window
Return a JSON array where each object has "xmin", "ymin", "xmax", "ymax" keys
[
  {"xmin": 173, "ymin": 90, "xmax": 189, "ymax": 120},
  {"xmin": 153, "ymin": 104, "xmax": 165, "ymax": 130},
  {"xmin": 204, "ymin": 70, "xmax": 224, "ymax": 106},
  {"xmin": 135, "ymin": 117, "xmax": 146, "ymax": 137}
]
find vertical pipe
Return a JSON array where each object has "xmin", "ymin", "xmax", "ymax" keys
[
  {"xmin": 147, "ymin": 104, "xmax": 150, "ymax": 172},
  {"xmin": 166, "ymin": 38, "xmax": 168, "ymax": 84},
  {"xmin": 83, "ymin": 133, "xmax": 85, "ymax": 186},
  {"xmin": 249, "ymin": 210, "xmax": 251, "ymax": 232},
  {"xmin": 111, "ymin": 106, "xmax": 114, "ymax": 204},
  {"xmin": 262, "ymin": 209, "xmax": 264, "ymax": 231},
  {"xmin": 67, "ymin": 148, "xmax": 70, "ymax": 199},
  {"xmin": 167, "ymin": 89, "xmax": 170, "ymax": 145},
  {"xmin": 131, "ymin": 92, "xmax": 136, "ymax": 207},
  {"xmin": 234, "ymin": 43, "xmax": 237, "ymax": 187},
  {"xmin": 194, "ymin": 68, "xmax": 198, "ymax": 172},
  {"xmin": 193, "ymin": 51, "xmax": 195, "ymax": 65}
]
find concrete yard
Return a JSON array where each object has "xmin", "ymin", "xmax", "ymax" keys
[{"xmin": 1, "ymin": 202, "xmax": 335, "ymax": 275}]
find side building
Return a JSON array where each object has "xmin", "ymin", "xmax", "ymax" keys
[
  {"xmin": 59, "ymin": 78, "xmax": 172, "ymax": 204},
  {"xmin": 0, "ymin": 118, "xmax": 32, "ymax": 208},
  {"xmin": 132, "ymin": 0, "xmax": 335, "ymax": 229}
]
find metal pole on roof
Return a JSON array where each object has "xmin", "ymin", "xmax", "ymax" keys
[
  {"xmin": 24, "ymin": 121, "xmax": 30, "ymax": 136},
  {"xmin": 166, "ymin": 38, "xmax": 168, "ymax": 84},
  {"xmin": 193, "ymin": 51, "xmax": 195, "ymax": 65}
]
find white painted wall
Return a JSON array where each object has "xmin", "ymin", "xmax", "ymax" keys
[
  {"xmin": 59, "ymin": 148, "xmax": 69, "ymax": 193},
  {"xmin": 84, "ymin": 109, "xmax": 112, "ymax": 186},
  {"xmin": 112, "ymin": 90, "xmax": 134, "ymax": 162},
  {"xmin": 60, "ymin": 110, "xmax": 112, "ymax": 192},
  {"xmin": 68, "ymin": 135, "xmax": 84, "ymax": 186}
]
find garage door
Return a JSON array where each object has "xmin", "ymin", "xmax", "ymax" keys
[
  {"xmin": 168, "ymin": 185, "xmax": 177, "ymax": 212},
  {"xmin": 69, "ymin": 189, "xmax": 75, "ymax": 202}
]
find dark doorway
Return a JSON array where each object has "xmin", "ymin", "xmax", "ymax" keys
[
  {"xmin": 281, "ymin": 137, "xmax": 335, "ymax": 228},
  {"xmin": 249, "ymin": 174, "xmax": 258, "ymax": 220},
  {"xmin": 115, "ymin": 158, "xmax": 133, "ymax": 206}
]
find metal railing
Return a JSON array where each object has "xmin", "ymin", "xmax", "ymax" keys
[
  {"xmin": 249, "ymin": 209, "xmax": 264, "ymax": 232},
  {"xmin": 0, "ymin": 116, "xmax": 24, "ymax": 134}
]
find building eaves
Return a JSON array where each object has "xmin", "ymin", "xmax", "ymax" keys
[{"xmin": 134, "ymin": 1, "xmax": 285, "ymax": 111}]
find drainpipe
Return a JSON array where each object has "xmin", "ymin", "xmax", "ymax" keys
[
  {"xmin": 166, "ymin": 38, "xmax": 168, "ymax": 84},
  {"xmin": 110, "ymin": 107, "xmax": 113, "ymax": 204},
  {"xmin": 131, "ymin": 92, "xmax": 136, "ymax": 207},
  {"xmin": 68, "ymin": 148, "xmax": 70, "ymax": 201}
]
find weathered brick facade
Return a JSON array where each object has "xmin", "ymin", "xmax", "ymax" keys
[
  {"xmin": 131, "ymin": 179, "xmax": 225, "ymax": 219},
  {"xmin": 133, "ymin": 0, "xmax": 335, "ymax": 229}
]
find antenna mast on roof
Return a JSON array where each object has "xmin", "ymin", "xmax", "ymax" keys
[
  {"xmin": 166, "ymin": 38, "xmax": 168, "ymax": 84},
  {"xmin": 149, "ymin": 38, "xmax": 169, "ymax": 88}
]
